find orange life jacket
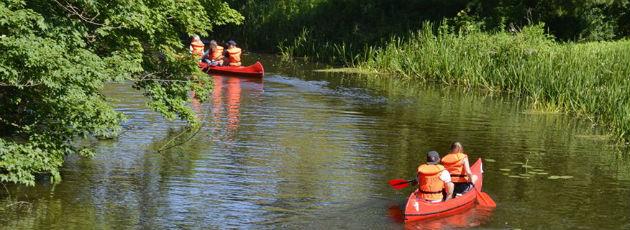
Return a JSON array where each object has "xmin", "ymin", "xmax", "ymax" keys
[
  {"xmin": 417, "ymin": 164, "xmax": 446, "ymax": 201},
  {"xmin": 191, "ymin": 40, "xmax": 205, "ymax": 58},
  {"xmin": 226, "ymin": 47, "xmax": 242, "ymax": 66},
  {"xmin": 441, "ymin": 152, "xmax": 469, "ymax": 183},
  {"xmin": 211, "ymin": 46, "xmax": 224, "ymax": 61}
]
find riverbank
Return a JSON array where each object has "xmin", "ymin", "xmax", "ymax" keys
[
  {"xmin": 345, "ymin": 24, "xmax": 630, "ymax": 142},
  {"xmin": 216, "ymin": 0, "xmax": 630, "ymax": 141},
  {"xmin": 280, "ymin": 24, "xmax": 630, "ymax": 142}
]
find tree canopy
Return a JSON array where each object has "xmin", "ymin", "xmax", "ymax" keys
[
  {"xmin": 0, "ymin": 0, "xmax": 243, "ymax": 185},
  {"xmin": 219, "ymin": 0, "xmax": 630, "ymax": 56}
]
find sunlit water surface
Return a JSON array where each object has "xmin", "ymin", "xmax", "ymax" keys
[{"xmin": 2, "ymin": 56, "xmax": 629, "ymax": 229}]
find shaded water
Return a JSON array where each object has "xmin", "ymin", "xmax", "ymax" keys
[{"xmin": 2, "ymin": 56, "xmax": 630, "ymax": 229}]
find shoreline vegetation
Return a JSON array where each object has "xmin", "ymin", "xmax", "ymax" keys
[
  {"xmin": 353, "ymin": 24, "xmax": 630, "ymax": 142},
  {"xmin": 218, "ymin": 0, "xmax": 630, "ymax": 143},
  {"xmin": 311, "ymin": 24, "xmax": 630, "ymax": 142}
]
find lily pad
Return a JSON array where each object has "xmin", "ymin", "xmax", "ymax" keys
[
  {"xmin": 502, "ymin": 173, "xmax": 510, "ymax": 176},
  {"xmin": 522, "ymin": 165, "xmax": 534, "ymax": 168},
  {"xmin": 518, "ymin": 174, "xmax": 531, "ymax": 177},
  {"xmin": 536, "ymin": 172, "xmax": 549, "ymax": 175},
  {"xmin": 485, "ymin": 159, "xmax": 496, "ymax": 162},
  {"xmin": 532, "ymin": 169, "xmax": 545, "ymax": 172},
  {"xmin": 548, "ymin": 175, "xmax": 573, "ymax": 180},
  {"xmin": 511, "ymin": 162, "xmax": 524, "ymax": 165},
  {"xmin": 499, "ymin": 168, "xmax": 512, "ymax": 172}
]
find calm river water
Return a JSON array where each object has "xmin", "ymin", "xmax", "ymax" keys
[{"xmin": 2, "ymin": 56, "xmax": 630, "ymax": 229}]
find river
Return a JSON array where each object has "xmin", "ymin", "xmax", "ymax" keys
[{"xmin": 1, "ymin": 55, "xmax": 629, "ymax": 229}]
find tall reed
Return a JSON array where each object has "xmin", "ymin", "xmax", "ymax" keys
[{"xmin": 357, "ymin": 23, "xmax": 630, "ymax": 140}]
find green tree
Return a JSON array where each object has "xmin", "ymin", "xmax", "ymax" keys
[
  {"xmin": 218, "ymin": 0, "xmax": 630, "ymax": 62},
  {"xmin": 466, "ymin": 0, "xmax": 630, "ymax": 41},
  {"xmin": 0, "ymin": 0, "xmax": 243, "ymax": 186}
]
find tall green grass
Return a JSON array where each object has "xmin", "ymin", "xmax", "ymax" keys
[
  {"xmin": 356, "ymin": 23, "xmax": 630, "ymax": 141},
  {"xmin": 277, "ymin": 28, "xmax": 368, "ymax": 65}
]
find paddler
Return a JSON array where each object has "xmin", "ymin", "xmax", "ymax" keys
[
  {"xmin": 189, "ymin": 35, "xmax": 205, "ymax": 59},
  {"xmin": 203, "ymin": 40, "xmax": 224, "ymax": 66},
  {"xmin": 225, "ymin": 40, "xmax": 242, "ymax": 67},
  {"xmin": 417, "ymin": 151, "xmax": 454, "ymax": 202},
  {"xmin": 441, "ymin": 142, "xmax": 478, "ymax": 197}
]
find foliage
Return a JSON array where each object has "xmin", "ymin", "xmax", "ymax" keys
[
  {"xmin": 357, "ymin": 23, "xmax": 630, "ymax": 141},
  {"xmin": 0, "ymin": 0, "xmax": 242, "ymax": 186},
  {"xmin": 218, "ymin": 0, "xmax": 630, "ymax": 63},
  {"xmin": 465, "ymin": 0, "xmax": 630, "ymax": 41},
  {"xmin": 220, "ymin": 0, "xmax": 466, "ymax": 61}
]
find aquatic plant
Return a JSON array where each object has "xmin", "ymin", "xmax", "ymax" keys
[{"xmin": 357, "ymin": 23, "xmax": 630, "ymax": 141}]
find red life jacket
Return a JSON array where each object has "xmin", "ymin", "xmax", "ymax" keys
[
  {"xmin": 191, "ymin": 40, "xmax": 205, "ymax": 58},
  {"xmin": 417, "ymin": 164, "xmax": 446, "ymax": 201},
  {"xmin": 441, "ymin": 152, "xmax": 469, "ymax": 183},
  {"xmin": 226, "ymin": 47, "xmax": 242, "ymax": 66},
  {"xmin": 211, "ymin": 46, "xmax": 224, "ymax": 61}
]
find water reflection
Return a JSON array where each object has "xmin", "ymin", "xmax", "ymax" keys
[
  {"xmin": 388, "ymin": 204, "xmax": 494, "ymax": 230},
  {"xmin": 204, "ymin": 75, "xmax": 263, "ymax": 141},
  {"xmin": 387, "ymin": 196, "xmax": 494, "ymax": 229}
]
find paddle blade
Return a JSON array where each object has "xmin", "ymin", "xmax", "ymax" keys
[
  {"xmin": 476, "ymin": 191, "xmax": 497, "ymax": 208},
  {"xmin": 388, "ymin": 179, "xmax": 411, "ymax": 190}
]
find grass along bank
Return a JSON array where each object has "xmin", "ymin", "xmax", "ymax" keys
[{"xmin": 354, "ymin": 24, "xmax": 630, "ymax": 141}]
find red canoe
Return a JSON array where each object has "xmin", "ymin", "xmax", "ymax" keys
[
  {"xmin": 198, "ymin": 61, "xmax": 264, "ymax": 77},
  {"xmin": 404, "ymin": 158, "xmax": 484, "ymax": 222}
]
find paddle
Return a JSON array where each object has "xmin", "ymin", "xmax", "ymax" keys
[
  {"xmin": 388, "ymin": 178, "xmax": 417, "ymax": 190},
  {"xmin": 472, "ymin": 185, "xmax": 496, "ymax": 208}
]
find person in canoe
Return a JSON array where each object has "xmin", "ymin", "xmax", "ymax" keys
[
  {"xmin": 224, "ymin": 40, "xmax": 242, "ymax": 67},
  {"xmin": 417, "ymin": 151, "xmax": 454, "ymax": 202},
  {"xmin": 441, "ymin": 142, "xmax": 478, "ymax": 197},
  {"xmin": 190, "ymin": 35, "xmax": 205, "ymax": 59},
  {"xmin": 203, "ymin": 40, "xmax": 224, "ymax": 66}
]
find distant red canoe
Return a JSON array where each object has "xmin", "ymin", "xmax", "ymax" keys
[
  {"xmin": 198, "ymin": 61, "xmax": 264, "ymax": 77},
  {"xmin": 404, "ymin": 159, "xmax": 484, "ymax": 222}
]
